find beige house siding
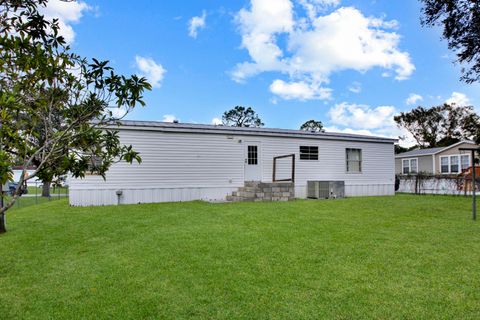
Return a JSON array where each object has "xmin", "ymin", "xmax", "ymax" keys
[
  {"xmin": 419, "ymin": 155, "xmax": 434, "ymax": 173},
  {"xmin": 395, "ymin": 155, "xmax": 433, "ymax": 174},
  {"xmin": 434, "ymin": 142, "xmax": 476, "ymax": 174},
  {"xmin": 395, "ymin": 158, "xmax": 402, "ymax": 174}
]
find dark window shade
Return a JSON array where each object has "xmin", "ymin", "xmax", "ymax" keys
[{"xmin": 300, "ymin": 146, "xmax": 318, "ymax": 160}]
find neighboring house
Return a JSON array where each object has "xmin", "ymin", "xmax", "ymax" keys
[
  {"xmin": 12, "ymin": 166, "xmax": 40, "ymax": 186},
  {"xmin": 395, "ymin": 141, "xmax": 477, "ymax": 175},
  {"xmin": 69, "ymin": 120, "xmax": 396, "ymax": 206}
]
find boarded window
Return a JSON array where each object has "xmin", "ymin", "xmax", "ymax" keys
[
  {"xmin": 247, "ymin": 145, "xmax": 258, "ymax": 165},
  {"xmin": 299, "ymin": 146, "xmax": 319, "ymax": 160},
  {"xmin": 346, "ymin": 148, "xmax": 362, "ymax": 173}
]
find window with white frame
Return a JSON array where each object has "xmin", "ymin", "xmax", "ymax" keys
[
  {"xmin": 440, "ymin": 156, "xmax": 449, "ymax": 173},
  {"xmin": 440, "ymin": 154, "xmax": 469, "ymax": 174},
  {"xmin": 402, "ymin": 158, "xmax": 418, "ymax": 174},
  {"xmin": 402, "ymin": 159, "xmax": 409, "ymax": 174},
  {"xmin": 450, "ymin": 156, "xmax": 459, "ymax": 173},
  {"xmin": 411, "ymin": 159, "xmax": 418, "ymax": 173},
  {"xmin": 461, "ymin": 154, "xmax": 471, "ymax": 171},
  {"xmin": 346, "ymin": 148, "xmax": 362, "ymax": 173}
]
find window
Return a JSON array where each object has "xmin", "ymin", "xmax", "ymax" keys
[
  {"xmin": 402, "ymin": 159, "xmax": 410, "ymax": 174},
  {"xmin": 300, "ymin": 146, "xmax": 319, "ymax": 160},
  {"xmin": 441, "ymin": 154, "xmax": 468, "ymax": 174},
  {"xmin": 410, "ymin": 159, "xmax": 418, "ymax": 173},
  {"xmin": 450, "ymin": 155, "xmax": 459, "ymax": 173},
  {"xmin": 346, "ymin": 148, "xmax": 362, "ymax": 173},
  {"xmin": 247, "ymin": 145, "xmax": 258, "ymax": 165},
  {"xmin": 440, "ymin": 156, "xmax": 449, "ymax": 173},
  {"xmin": 86, "ymin": 155, "xmax": 103, "ymax": 175},
  {"xmin": 461, "ymin": 155, "xmax": 470, "ymax": 171},
  {"xmin": 402, "ymin": 158, "xmax": 418, "ymax": 174}
]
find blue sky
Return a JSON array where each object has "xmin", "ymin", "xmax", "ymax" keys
[{"xmin": 43, "ymin": 0, "xmax": 480, "ymax": 145}]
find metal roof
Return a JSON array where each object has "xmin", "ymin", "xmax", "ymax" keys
[
  {"xmin": 395, "ymin": 147, "xmax": 445, "ymax": 158},
  {"xmin": 112, "ymin": 120, "xmax": 397, "ymax": 143},
  {"xmin": 395, "ymin": 141, "xmax": 476, "ymax": 158}
]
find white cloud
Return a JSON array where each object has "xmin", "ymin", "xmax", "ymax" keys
[
  {"xmin": 446, "ymin": 92, "xmax": 470, "ymax": 106},
  {"xmin": 162, "ymin": 114, "xmax": 178, "ymax": 123},
  {"xmin": 325, "ymin": 102, "xmax": 417, "ymax": 147},
  {"xmin": 188, "ymin": 10, "xmax": 207, "ymax": 38},
  {"xmin": 288, "ymin": 7, "xmax": 414, "ymax": 81},
  {"xmin": 298, "ymin": 0, "xmax": 341, "ymax": 21},
  {"xmin": 232, "ymin": 2, "xmax": 414, "ymax": 101},
  {"xmin": 348, "ymin": 81, "xmax": 361, "ymax": 93},
  {"xmin": 269, "ymin": 79, "xmax": 332, "ymax": 100},
  {"xmin": 406, "ymin": 93, "xmax": 423, "ymax": 105},
  {"xmin": 211, "ymin": 117, "xmax": 223, "ymax": 125},
  {"xmin": 328, "ymin": 102, "xmax": 396, "ymax": 129},
  {"xmin": 324, "ymin": 126, "xmax": 375, "ymax": 137},
  {"xmin": 232, "ymin": 0, "xmax": 293, "ymax": 83},
  {"xmin": 41, "ymin": 0, "xmax": 91, "ymax": 44},
  {"xmin": 325, "ymin": 126, "xmax": 416, "ymax": 147},
  {"xmin": 135, "ymin": 56, "xmax": 166, "ymax": 88}
]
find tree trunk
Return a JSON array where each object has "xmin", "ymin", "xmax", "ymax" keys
[
  {"xmin": 0, "ymin": 213, "xmax": 5, "ymax": 233},
  {"xmin": 42, "ymin": 181, "xmax": 51, "ymax": 197},
  {"xmin": 0, "ymin": 184, "xmax": 5, "ymax": 233}
]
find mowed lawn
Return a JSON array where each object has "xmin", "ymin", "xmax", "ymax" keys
[{"xmin": 1, "ymin": 195, "xmax": 480, "ymax": 319}]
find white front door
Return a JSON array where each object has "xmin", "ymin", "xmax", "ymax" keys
[{"xmin": 244, "ymin": 142, "xmax": 262, "ymax": 181}]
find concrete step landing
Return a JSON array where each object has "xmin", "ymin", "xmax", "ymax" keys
[{"xmin": 226, "ymin": 181, "xmax": 294, "ymax": 202}]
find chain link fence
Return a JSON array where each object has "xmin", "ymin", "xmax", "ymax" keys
[{"xmin": 2, "ymin": 181, "xmax": 69, "ymax": 210}]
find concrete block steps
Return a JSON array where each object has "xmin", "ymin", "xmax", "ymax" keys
[{"xmin": 226, "ymin": 181, "xmax": 294, "ymax": 202}]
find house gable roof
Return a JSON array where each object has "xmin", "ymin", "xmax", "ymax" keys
[
  {"xmin": 113, "ymin": 120, "xmax": 398, "ymax": 144},
  {"xmin": 395, "ymin": 141, "xmax": 476, "ymax": 158}
]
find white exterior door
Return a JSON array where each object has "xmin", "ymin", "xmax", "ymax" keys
[{"xmin": 244, "ymin": 142, "xmax": 262, "ymax": 181}]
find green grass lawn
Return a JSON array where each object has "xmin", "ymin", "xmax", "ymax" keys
[
  {"xmin": 2, "ymin": 195, "xmax": 64, "ymax": 211},
  {"xmin": 1, "ymin": 195, "xmax": 479, "ymax": 319}
]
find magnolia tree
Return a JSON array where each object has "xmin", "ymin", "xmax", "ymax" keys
[{"xmin": 0, "ymin": 0, "xmax": 152, "ymax": 233}]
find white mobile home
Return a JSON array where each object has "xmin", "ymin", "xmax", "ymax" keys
[{"xmin": 69, "ymin": 121, "xmax": 396, "ymax": 206}]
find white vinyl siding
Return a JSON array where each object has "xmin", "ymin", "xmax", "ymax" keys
[
  {"xmin": 260, "ymin": 139, "xmax": 393, "ymax": 198},
  {"xmin": 69, "ymin": 129, "xmax": 395, "ymax": 205}
]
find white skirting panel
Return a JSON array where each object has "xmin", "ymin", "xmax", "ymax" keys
[
  {"xmin": 294, "ymin": 183, "xmax": 395, "ymax": 198},
  {"xmin": 344, "ymin": 184, "xmax": 395, "ymax": 197},
  {"xmin": 69, "ymin": 187, "xmax": 238, "ymax": 206},
  {"xmin": 71, "ymin": 183, "xmax": 395, "ymax": 206}
]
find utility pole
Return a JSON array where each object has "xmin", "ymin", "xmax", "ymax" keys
[{"xmin": 460, "ymin": 147, "xmax": 480, "ymax": 221}]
